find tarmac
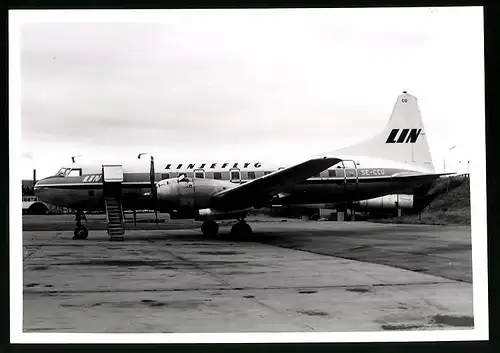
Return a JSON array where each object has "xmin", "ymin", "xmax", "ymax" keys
[{"xmin": 22, "ymin": 215, "xmax": 474, "ymax": 333}]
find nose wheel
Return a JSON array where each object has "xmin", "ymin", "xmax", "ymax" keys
[{"xmin": 73, "ymin": 210, "xmax": 88, "ymax": 240}]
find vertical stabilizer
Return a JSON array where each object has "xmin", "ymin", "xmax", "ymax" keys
[{"xmin": 333, "ymin": 92, "xmax": 435, "ymax": 172}]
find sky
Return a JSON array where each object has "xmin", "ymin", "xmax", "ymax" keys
[{"xmin": 14, "ymin": 7, "xmax": 484, "ymax": 179}]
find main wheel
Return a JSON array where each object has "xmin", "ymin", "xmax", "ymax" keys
[
  {"xmin": 230, "ymin": 222, "xmax": 252, "ymax": 238},
  {"xmin": 201, "ymin": 220, "xmax": 219, "ymax": 237},
  {"xmin": 73, "ymin": 226, "xmax": 89, "ymax": 240}
]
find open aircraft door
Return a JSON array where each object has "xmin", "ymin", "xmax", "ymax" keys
[
  {"xmin": 340, "ymin": 160, "xmax": 359, "ymax": 200},
  {"xmin": 102, "ymin": 164, "xmax": 126, "ymax": 240},
  {"xmin": 102, "ymin": 165, "xmax": 123, "ymax": 182},
  {"xmin": 102, "ymin": 165, "xmax": 123, "ymax": 197}
]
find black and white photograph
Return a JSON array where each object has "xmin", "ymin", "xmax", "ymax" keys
[{"xmin": 10, "ymin": 7, "xmax": 488, "ymax": 343}]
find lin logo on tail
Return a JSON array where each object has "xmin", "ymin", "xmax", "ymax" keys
[{"xmin": 386, "ymin": 129, "xmax": 422, "ymax": 144}]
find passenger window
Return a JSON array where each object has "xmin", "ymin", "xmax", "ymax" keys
[
  {"xmin": 195, "ymin": 172, "xmax": 204, "ymax": 178},
  {"xmin": 214, "ymin": 172, "xmax": 222, "ymax": 180},
  {"xmin": 231, "ymin": 171, "xmax": 240, "ymax": 180},
  {"xmin": 161, "ymin": 173, "xmax": 170, "ymax": 180},
  {"xmin": 247, "ymin": 171, "xmax": 255, "ymax": 179},
  {"xmin": 264, "ymin": 171, "xmax": 271, "ymax": 176},
  {"xmin": 328, "ymin": 170, "xmax": 336, "ymax": 178}
]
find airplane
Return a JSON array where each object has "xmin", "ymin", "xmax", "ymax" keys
[{"xmin": 34, "ymin": 91, "xmax": 452, "ymax": 240}]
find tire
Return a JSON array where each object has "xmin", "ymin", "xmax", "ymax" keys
[
  {"xmin": 230, "ymin": 222, "xmax": 252, "ymax": 238},
  {"xmin": 73, "ymin": 226, "xmax": 89, "ymax": 240},
  {"xmin": 201, "ymin": 220, "xmax": 219, "ymax": 237}
]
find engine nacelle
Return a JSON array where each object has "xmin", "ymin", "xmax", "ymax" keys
[
  {"xmin": 353, "ymin": 194, "xmax": 414, "ymax": 211},
  {"xmin": 155, "ymin": 177, "xmax": 236, "ymax": 213},
  {"xmin": 196, "ymin": 208, "xmax": 247, "ymax": 221}
]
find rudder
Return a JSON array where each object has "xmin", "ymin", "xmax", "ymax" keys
[{"xmin": 333, "ymin": 92, "xmax": 435, "ymax": 173}]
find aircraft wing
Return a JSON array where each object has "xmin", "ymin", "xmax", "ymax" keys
[{"xmin": 211, "ymin": 157, "xmax": 342, "ymax": 210}]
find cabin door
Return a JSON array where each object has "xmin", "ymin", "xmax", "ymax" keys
[
  {"xmin": 340, "ymin": 160, "xmax": 359, "ymax": 199},
  {"xmin": 102, "ymin": 165, "xmax": 123, "ymax": 198}
]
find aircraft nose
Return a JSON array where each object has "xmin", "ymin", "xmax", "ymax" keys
[
  {"xmin": 33, "ymin": 178, "xmax": 51, "ymax": 202},
  {"xmin": 33, "ymin": 178, "xmax": 44, "ymax": 193}
]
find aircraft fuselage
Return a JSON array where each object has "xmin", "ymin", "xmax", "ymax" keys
[{"xmin": 34, "ymin": 158, "xmax": 436, "ymax": 212}]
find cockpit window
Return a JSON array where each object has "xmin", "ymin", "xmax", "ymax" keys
[
  {"xmin": 55, "ymin": 167, "xmax": 83, "ymax": 177},
  {"xmin": 55, "ymin": 168, "xmax": 68, "ymax": 177},
  {"xmin": 67, "ymin": 168, "xmax": 82, "ymax": 177}
]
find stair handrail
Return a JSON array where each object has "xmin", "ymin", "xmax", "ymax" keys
[
  {"xmin": 104, "ymin": 196, "xmax": 110, "ymax": 233},
  {"xmin": 120, "ymin": 200, "xmax": 125, "ymax": 233}
]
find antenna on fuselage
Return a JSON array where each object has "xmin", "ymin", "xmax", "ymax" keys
[{"xmin": 71, "ymin": 155, "xmax": 83, "ymax": 163}]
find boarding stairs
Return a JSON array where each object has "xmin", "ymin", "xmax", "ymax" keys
[
  {"xmin": 105, "ymin": 196, "xmax": 125, "ymax": 241},
  {"xmin": 102, "ymin": 164, "xmax": 125, "ymax": 241}
]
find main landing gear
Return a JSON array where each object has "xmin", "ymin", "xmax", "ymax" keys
[
  {"xmin": 73, "ymin": 210, "xmax": 88, "ymax": 240},
  {"xmin": 201, "ymin": 220, "xmax": 219, "ymax": 237},
  {"xmin": 200, "ymin": 218, "xmax": 253, "ymax": 239},
  {"xmin": 230, "ymin": 219, "xmax": 252, "ymax": 238}
]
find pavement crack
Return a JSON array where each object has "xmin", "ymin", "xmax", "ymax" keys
[
  {"xmin": 24, "ymin": 232, "xmax": 64, "ymax": 261},
  {"xmin": 242, "ymin": 294, "xmax": 316, "ymax": 332},
  {"xmin": 161, "ymin": 249, "xmax": 231, "ymax": 287}
]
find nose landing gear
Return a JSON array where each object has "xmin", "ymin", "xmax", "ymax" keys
[{"xmin": 73, "ymin": 210, "xmax": 88, "ymax": 240}]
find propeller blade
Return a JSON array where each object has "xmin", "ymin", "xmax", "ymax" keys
[
  {"xmin": 149, "ymin": 156, "xmax": 159, "ymax": 224},
  {"xmin": 150, "ymin": 156, "xmax": 155, "ymax": 189}
]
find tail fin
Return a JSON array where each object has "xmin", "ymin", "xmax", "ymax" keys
[{"xmin": 333, "ymin": 92, "xmax": 435, "ymax": 173}]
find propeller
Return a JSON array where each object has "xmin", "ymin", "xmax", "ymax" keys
[{"xmin": 149, "ymin": 156, "xmax": 159, "ymax": 224}]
